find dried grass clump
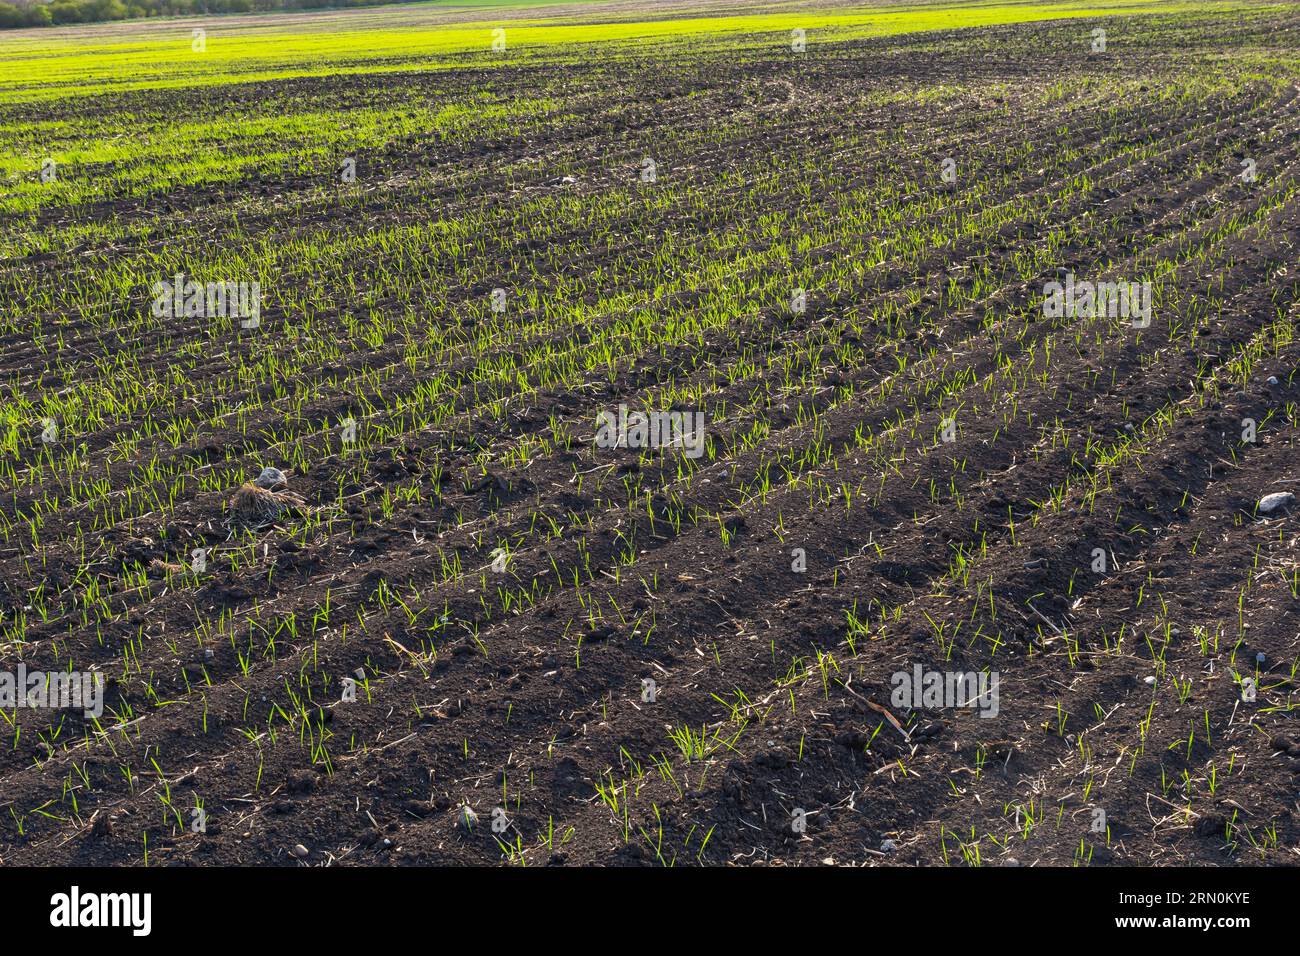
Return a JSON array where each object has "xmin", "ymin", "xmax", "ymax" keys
[{"xmin": 228, "ymin": 482, "xmax": 306, "ymax": 524}]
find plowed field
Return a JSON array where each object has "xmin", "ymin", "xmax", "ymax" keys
[{"xmin": 1, "ymin": 0, "xmax": 1298, "ymax": 866}]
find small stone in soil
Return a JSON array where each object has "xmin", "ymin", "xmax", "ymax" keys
[{"xmin": 1257, "ymin": 492, "xmax": 1294, "ymax": 514}]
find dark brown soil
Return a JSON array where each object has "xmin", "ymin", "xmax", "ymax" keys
[{"xmin": 1, "ymin": 7, "xmax": 1299, "ymax": 867}]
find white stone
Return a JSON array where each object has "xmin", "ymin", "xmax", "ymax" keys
[
  {"xmin": 254, "ymin": 466, "xmax": 288, "ymax": 490},
  {"xmin": 1258, "ymin": 492, "xmax": 1295, "ymax": 514}
]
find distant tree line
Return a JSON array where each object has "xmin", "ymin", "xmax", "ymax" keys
[{"xmin": 0, "ymin": 0, "xmax": 399, "ymax": 29}]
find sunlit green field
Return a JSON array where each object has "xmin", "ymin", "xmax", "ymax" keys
[
  {"xmin": 0, "ymin": 0, "xmax": 1268, "ymax": 101},
  {"xmin": 0, "ymin": 0, "xmax": 1286, "ymax": 220}
]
